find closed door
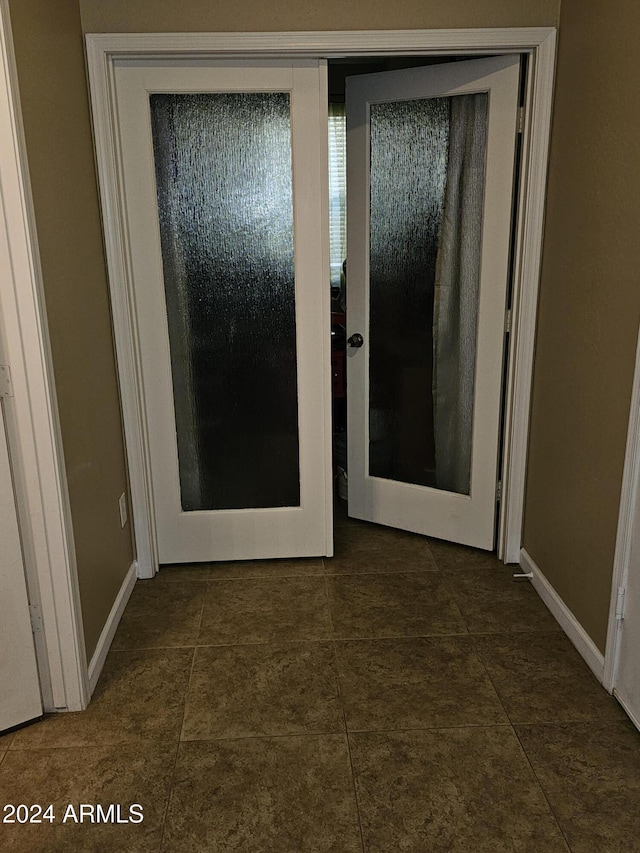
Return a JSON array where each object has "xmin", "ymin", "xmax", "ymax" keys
[
  {"xmin": 346, "ymin": 56, "xmax": 520, "ymax": 549},
  {"xmin": 0, "ymin": 400, "xmax": 41, "ymax": 730},
  {"xmin": 114, "ymin": 60, "xmax": 332, "ymax": 564}
]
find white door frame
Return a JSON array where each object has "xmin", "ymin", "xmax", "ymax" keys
[
  {"xmin": 603, "ymin": 325, "xmax": 640, "ymax": 714},
  {"xmin": 0, "ymin": 0, "xmax": 89, "ymax": 713},
  {"xmin": 86, "ymin": 27, "xmax": 557, "ymax": 575}
]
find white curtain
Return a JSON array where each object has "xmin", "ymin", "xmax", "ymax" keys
[{"xmin": 432, "ymin": 93, "xmax": 488, "ymax": 494}]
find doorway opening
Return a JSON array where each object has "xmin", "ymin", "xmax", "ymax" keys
[{"xmin": 86, "ymin": 28, "xmax": 556, "ymax": 576}]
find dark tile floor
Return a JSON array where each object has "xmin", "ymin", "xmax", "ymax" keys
[{"xmin": 1, "ymin": 510, "xmax": 639, "ymax": 851}]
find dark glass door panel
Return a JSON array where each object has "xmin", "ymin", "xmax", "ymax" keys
[
  {"xmin": 368, "ymin": 93, "xmax": 488, "ymax": 495},
  {"xmin": 149, "ymin": 92, "xmax": 300, "ymax": 511}
]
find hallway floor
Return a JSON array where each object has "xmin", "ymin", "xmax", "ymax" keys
[{"xmin": 1, "ymin": 511, "xmax": 639, "ymax": 851}]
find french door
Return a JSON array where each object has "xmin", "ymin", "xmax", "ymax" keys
[
  {"xmin": 346, "ymin": 56, "xmax": 520, "ymax": 549},
  {"xmin": 113, "ymin": 60, "xmax": 332, "ymax": 564},
  {"xmin": 112, "ymin": 54, "xmax": 519, "ymax": 564}
]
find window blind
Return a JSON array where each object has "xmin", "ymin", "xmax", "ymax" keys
[{"xmin": 328, "ymin": 103, "xmax": 346, "ymax": 289}]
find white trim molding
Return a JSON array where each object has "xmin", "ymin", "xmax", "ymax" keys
[
  {"xmin": 88, "ymin": 561, "xmax": 137, "ymax": 694},
  {"xmin": 85, "ymin": 28, "xmax": 557, "ymax": 571},
  {"xmin": 603, "ymin": 325, "xmax": 640, "ymax": 692},
  {"xmin": 498, "ymin": 30, "xmax": 557, "ymax": 563},
  {"xmin": 0, "ymin": 0, "xmax": 89, "ymax": 711},
  {"xmin": 520, "ymin": 548, "xmax": 605, "ymax": 682}
]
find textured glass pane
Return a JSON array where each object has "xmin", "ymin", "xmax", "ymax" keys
[
  {"xmin": 150, "ymin": 92, "xmax": 300, "ymax": 511},
  {"xmin": 368, "ymin": 93, "xmax": 488, "ymax": 495}
]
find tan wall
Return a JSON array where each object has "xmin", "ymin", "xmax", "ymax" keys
[
  {"xmin": 8, "ymin": 0, "xmax": 134, "ymax": 661},
  {"xmin": 523, "ymin": 0, "xmax": 640, "ymax": 652},
  {"xmin": 79, "ymin": 0, "xmax": 558, "ymax": 33}
]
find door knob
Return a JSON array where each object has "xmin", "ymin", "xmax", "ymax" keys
[{"xmin": 347, "ymin": 333, "xmax": 364, "ymax": 348}]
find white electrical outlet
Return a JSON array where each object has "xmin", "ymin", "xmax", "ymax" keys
[{"xmin": 118, "ymin": 492, "xmax": 127, "ymax": 528}]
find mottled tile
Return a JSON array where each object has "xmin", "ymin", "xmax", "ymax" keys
[
  {"xmin": 156, "ymin": 557, "xmax": 325, "ymax": 582},
  {"xmin": 335, "ymin": 637, "xmax": 507, "ymax": 731},
  {"xmin": 11, "ymin": 649, "xmax": 193, "ymax": 749},
  {"xmin": 327, "ymin": 572, "xmax": 466, "ymax": 638},
  {"xmin": 328, "ymin": 519, "xmax": 438, "ymax": 574},
  {"xmin": 350, "ymin": 727, "xmax": 569, "ymax": 852},
  {"xmin": 428, "ymin": 537, "xmax": 503, "ymax": 572},
  {"xmin": 111, "ymin": 581, "xmax": 204, "ymax": 649},
  {"xmin": 474, "ymin": 632, "xmax": 625, "ymax": 724},
  {"xmin": 198, "ymin": 577, "xmax": 332, "ymax": 645},
  {"xmin": 516, "ymin": 721, "xmax": 640, "ymax": 853},
  {"xmin": 162, "ymin": 736, "xmax": 362, "ymax": 852},
  {"xmin": 0, "ymin": 731, "xmax": 14, "ymax": 755},
  {"xmin": 181, "ymin": 643, "xmax": 344, "ymax": 740},
  {"xmin": 0, "ymin": 742, "xmax": 175, "ymax": 852},
  {"xmin": 441, "ymin": 568, "xmax": 561, "ymax": 634}
]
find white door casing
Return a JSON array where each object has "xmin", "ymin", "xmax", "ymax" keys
[
  {"xmin": 346, "ymin": 56, "xmax": 520, "ymax": 549},
  {"xmin": 0, "ymin": 0, "xmax": 88, "ymax": 712},
  {"xmin": 113, "ymin": 59, "xmax": 333, "ymax": 565},
  {"xmin": 0, "ymin": 400, "xmax": 42, "ymax": 730},
  {"xmin": 86, "ymin": 30, "xmax": 557, "ymax": 574}
]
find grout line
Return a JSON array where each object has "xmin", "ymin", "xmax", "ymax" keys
[
  {"xmin": 159, "ymin": 644, "xmax": 198, "ymax": 852},
  {"xmin": 459, "ymin": 631, "xmax": 613, "ymax": 853},
  {"xmin": 180, "ymin": 727, "xmax": 349, "ymax": 745},
  {"xmin": 189, "ymin": 631, "xmax": 473, "ymax": 650},
  {"xmin": 466, "ymin": 634, "xmax": 515, "ymax": 727},
  {"xmin": 323, "ymin": 574, "xmax": 336, "ymax": 637},
  {"xmin": 345, "ymin": 726, "xmax": 366, "ymax": 853},
  {"xmin": 159, "ymin": 595, "xmax": 206, "ymax": 849},
  {"xmin": 6, "ymin": 736, "xmax": 185, "ymax": 753},
  {"xmin": 329, "ymin": 632, "xmax": 366, "ymax": 853},
  {"xmin": 511, "ymin": 727, "xmax": 574, "ymax": 852},
  {"xmin": 167, "ymin": 731, "xmax": 354, "ymax": 746},
  {"xmin": 344, "ymin": 721, "xmax": 515, "ymax": 735},
  {"xmin": 193, "ymin": 587, "xmax": 207, "ymax": 650}
]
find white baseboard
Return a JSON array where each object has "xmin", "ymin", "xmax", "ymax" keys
[
  {"xmin": 87, "ymin": 561, "xmax": 137, "ymax": 694},
  {"xmin": 520, "ymin": 548, "xmax": 605, "ymax": 682}
]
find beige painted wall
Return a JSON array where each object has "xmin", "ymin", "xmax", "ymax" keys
[
  {"xmin": 79, "ymin": 0, "xmax": 558, "ymax": 33},
  {"xmin": 9, "ymin": 0, "xmax": 134, "ymax": 661},
  {"xmin": 523, "ymin": 0, "xmax": 640, "ymax": 652}
]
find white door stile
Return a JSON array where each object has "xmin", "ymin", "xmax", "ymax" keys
[{"xmin": 86, "ymin": 29, "xmax": 556, "ymax": 570}]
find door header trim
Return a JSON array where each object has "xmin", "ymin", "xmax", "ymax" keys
[{"xmin": 86, "ymin": 28, "xmax": 555, "ymax": 57}]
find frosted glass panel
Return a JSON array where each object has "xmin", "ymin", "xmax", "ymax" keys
[
  {"xmin": 149, "ymin": 92, "xmax": 300, "ymax": 511},
  {"xmin": 368, "ymin": 93, "xmax": 488, "ymax": 495}
]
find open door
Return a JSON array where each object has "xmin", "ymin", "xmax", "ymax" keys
[
  {"xmin": 0, "ymin": 403, "xmax": 41, "ymax": 730},
  {"xmin": 113, "ymin": 60, "xmax": 332, "ymax": 565},
  {"xmin": 346, "ymin": 56, "xmax": 520, "ymax": 550}
]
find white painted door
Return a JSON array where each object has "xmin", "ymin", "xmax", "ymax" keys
[
  {"xmin": 616, "ymin": 542, "xmax": 640, "ymax": 731},
  {"xmin": 113, "ymin": 60, "xmax": 332, "ymax": 564},
  {"xmin": 613, "ymin": 342, "xmax": 640, "ymax": 731},
  {"xmin": 346, "ymin": 56, "xmax": 520, "ymax": 549},
  {"xmin": 0, "ymin": 401, "xmax": 41, "ymax": 730}
]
